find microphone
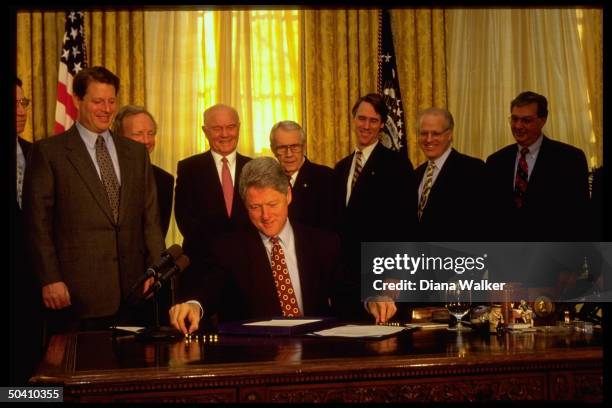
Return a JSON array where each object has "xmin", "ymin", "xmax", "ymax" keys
[
  {"xmin": 141, "ymin": 254, "xmax": 190, "ymax": 300},
  {"xmin": 146, "ymin": 244, "xmax": 183, "ymax": 277},
  {"xmin": 128, "ymin": 245, "xmax": 183, "ymax": 298}
]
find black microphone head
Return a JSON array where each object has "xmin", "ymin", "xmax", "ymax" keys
[
  {"xmin": 175, "ymin": 254, "xmax": 190, "ymax": 272},
  {"xmin": 164, "ymin": 244, "xmax": 183, "ymax": 260}
]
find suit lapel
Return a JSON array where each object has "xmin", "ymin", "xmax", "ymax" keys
[
  {"xmin": 203, "ymin": 152, "xmax": 229, "ymax": 219},
  {"xmin": 64, "ymin": 127, "xmax": 115, "ymax": 223},
  {"xmin": 349, "ymin": 143, "xmax": 381, "ymax": 205},
  {"xmin": 247, "ymin": 231, "xmax": 281, "ymax": 314},
  {"xmin": 527, "ymin": 135, "xmax": 549, "ymax": 190},
  {"xmin": 293, "ymin": 224, "xmax": 314, "ymax": 312},
  {"xmin": 114, "ymin": 135, "xmax": 136, "ymax": 225}
]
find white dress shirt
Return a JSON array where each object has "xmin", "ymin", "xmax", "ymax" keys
[
  {"xmin": 512, "ymin": 134, "xmax": 543, "ymax": 188},
  {"xmin": 211, "ymin": 149, "xmax": 237, "ymax": 185},
  {"xmin": 76, "ymin": 122, "xmax": 121, "ymax": 184},
  {"xmin": 417, "ymin": 146, "xmax": 452, "ymax": 202},
  {"xmin": 346, "ymin": 140, "xmax": 378, "ymax": 205}
]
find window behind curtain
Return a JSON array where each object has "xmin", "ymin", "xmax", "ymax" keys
[{"xmin": 197, "ymin": 9, "xmax": 302, "ymax": 157}]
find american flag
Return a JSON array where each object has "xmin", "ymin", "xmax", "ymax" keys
[
  {"xmin": 54, "ymin": 10, "xmax": 87, "ymax": 135},
  {"xmin": 377, "ymin": 9, "xmax": 407, "ymax": 158}
]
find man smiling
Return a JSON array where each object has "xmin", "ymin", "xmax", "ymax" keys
[
  {"xmin": 170, "ymin": 158, "xmax": 390, "ymax": 333},
  {"xmin": 486, "ymin": 91, "xmax": 589, "ymax": 240},
  {"xmin": 415, "ymin": 108, "xmax": 487, "ymax": 240},
  {"xmin": 23, "ymin": 66, "xmax": 165, "ymax": 333}
]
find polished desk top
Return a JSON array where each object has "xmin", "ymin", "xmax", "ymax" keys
[{"xmin": 32, "ymin": 326, "xmax": 602, "ymax": 386}]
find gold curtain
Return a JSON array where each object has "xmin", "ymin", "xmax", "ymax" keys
[
  {"xmin": 390, "ymin": 9, "xmax": 447, "ymax": 167},
  {"xmin": 16, "ymin": 10, "xmax": 144, "ymax": 141},
  {"xmin": 446, "ymin": 9, "xmax": 601, "ymax": 166},
  {"xmin": 578, "ymin": 9, "xmax": 603, "ymax": 167},
  {"xmin": 303, "ymin": 9, "xmax": 447, "ymax": 168},
  {"xmin": 303, "ymin": 9, "xmax": 379, "ymax": 168},
  {"xmin": 144, "ymin": 10, "xmax": 201, "ymax": 247}
]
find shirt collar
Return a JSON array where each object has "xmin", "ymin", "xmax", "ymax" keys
[
  {"xmin": 430, "ymin": 145, "xmax": 453, "ymax": 169},
  {"xmin": 355, "ymin": 140, "xmax": 378, "ymax": 161},
  {"xmin": 76, "ymin": 121, "xmax": 112, "ymax": 149},
  {"xmin": 211, "ymin": 149, "xmax": 237, "ymax": 166},
  {"xmin": 259, "ymin": 218, "xmax": 293, "ymax": 246},
  {"xmin": 517, "ymin": 134, "xmax": 544, "ymax": 156}
]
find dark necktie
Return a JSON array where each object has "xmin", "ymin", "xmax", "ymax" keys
[
  {"xmin": 418, "ymin": 160, "xmax": 436, "ymax": 220},
  {"xmin": 514, "ymin": 147, "xmax": 529, "ymax": 208},
  {"xmin": 221, "ymin": 157, "xmax": 233, "ymax": 217},
  {"xmin": 95, "ymin": 135, "xmax": 120, "ymax": 222},
  {"xmin": 269, "ymin": 236, "xmax": 301, "ymax": 317},
  {"xmin": 351, "ymin": 150, "xmax": 363, "ymax": 191}
]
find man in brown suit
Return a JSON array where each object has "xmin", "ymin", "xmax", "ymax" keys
[{"xmin": 23, "ymin": 66, "xmax": 165, "ymax": 333}]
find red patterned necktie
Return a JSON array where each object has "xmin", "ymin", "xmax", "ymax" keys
[
  {"xmin": 221, "ymin": 157, "xmax": 233, "ymax": 217},
  {"xmin": 95, "ymin": 135, "xmax": 120, "ymax": 222},
  {"xmin": 269, "ymin": 236, "xmax": 301, "ymax": 317},
  {"xmin": 514, "ymin": 147, "xmax": 529, "ymax": 208}
]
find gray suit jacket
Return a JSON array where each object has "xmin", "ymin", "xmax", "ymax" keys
[{"xmin": 23, "ymin": 125, "xmax": 165, "ymax": 320}]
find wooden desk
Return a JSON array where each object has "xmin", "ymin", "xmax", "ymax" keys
[{"xmin": 30, "ymin": 328, "xmax": 602, "ymax": 402}]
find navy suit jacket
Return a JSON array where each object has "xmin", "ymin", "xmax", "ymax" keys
[
  {"xmin": 180, "ymin": 222, "xmax": 347, "ymax": 323},
  {"xmin": 333, "ymin": 143, "xmax": 417, "ymax": 274},
  {"xmin": 415, "ymin": 148, "xmax": 488, "ymax": 240},
  {"xmin": 152, "ymin": 165, "xmax": 174, "ymax": 238},
  {"xmin": 486, "ymin": 136, "xmax": 589, "ymax": 240},
  {"xmin": 289, "ymin": 158, "xmax": 334, "ymax": 230}
]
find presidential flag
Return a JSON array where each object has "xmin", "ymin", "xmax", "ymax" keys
[
  {"xmin": 54, "ymin": 10, "xmax": 87, "ymax": 135},
  {"xmin": 377, "ymin": 9, "xmax": 407, "ymax": 157}
]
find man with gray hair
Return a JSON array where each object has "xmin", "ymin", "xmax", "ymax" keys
[
  {"xmin": 174, "ymin": 104, "xmax": 252, "ymax": 289},
  {"xmin": 112, "ymin": 105, "xmax": 174, "ymax": 238},
  {"xmin": 415, "ymin": 107, "xmax": 487, "ymax": 239},
  {"xmin": 270, "ymin": 120, "xmax": 334, "ymax": 229},
  {"xmin": 169, "ymin": 157, "xmax": 393, "ymax": 333}
]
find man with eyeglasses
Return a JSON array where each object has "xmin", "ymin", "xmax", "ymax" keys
[
  {"xmin": 175, "ymin": 104, "xmax": 252, "ymax": 288},
  {"xmin": 112, "ymin": 105, "xmax": 174, "ymax": 239},
  {"xmin": 333, "ymin": 93, "xmax": 417, "ymax": 323},
  {"xmin": 415, "ymin": 108, "xmax": 487, "ymax": 240},
  {"xmin": 270, "ymin": 120, "xmax": 334, "ymax": 230},
  {"xmin": 486, "ymin": 91, "xmax": 589, "ymax": 240},
  {"xmin": 11, "ymin": 76, "xmax": 43, "ymax": 385}
]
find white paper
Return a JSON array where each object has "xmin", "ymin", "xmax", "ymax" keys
[
  {"xmin": 310, "ymin": 324, "xmax": 405, "ymax": 338},
  {"xmin": 243, "ymin": 319, "xmax": 322, "ymax": 327},
  {"xmin": 404, "ymin": 322, "xmax": 448, "ymax": 330},
  {"xmin": 112, "ymin": 326, "xmax": 145, "ymax": 333}
]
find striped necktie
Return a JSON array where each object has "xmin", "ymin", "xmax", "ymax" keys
[
  {"xmin": 514, "ymin": 147, "xmax": 529, "ymax": 208},
  {"xmin": 418, "ymin": 161, "xmax": 436, "ymax": 220},
  {"xmin": 351, "ymin": 150, "xmax": 363, "ymax": 191}
]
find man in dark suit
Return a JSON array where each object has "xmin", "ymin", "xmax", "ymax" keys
[
  {"xmin": 169, "ymin": 157, "xmax": 396, "ymax": 334},
  {"xmin": 415, "ymin": 108, "xmax": 487, "ymax": 240},
  {"xmin": 112, "ymin": 105, "xmax": 175, "ymax": 324},
  {"xmin": 333, "ymin": 94, "xmax": 416, "ymax": 320},
  {"xmin": 10, "ymin": 77, "xmax": 43, "ymax": 385},
  {"xmin": 175, "ymin": 104, "xmax": 252, "ymax": 286},
  {"xmin": 486, "ymin": 91, "xmax": 589, "ymax": 241},
  {"xmin": 270, "ymin": 120, "xmax": 334, "ymax": 230},
  {"xmin": 112, "ymin": 105, "xmax": 174, "ymax": 238},
  {"xmin": 23, "ymin": 67, "xmax": 165, "ymax": 333}
]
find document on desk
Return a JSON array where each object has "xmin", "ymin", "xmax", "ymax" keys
[
  {"xmin": 309, "ymin": 324, "xmax": 406, "ymax": 338},
  {"xmin": 244, "ymin": 319, "xmax": 323, "ymax": 327}
]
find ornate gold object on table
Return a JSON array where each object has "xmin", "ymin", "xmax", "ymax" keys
[{"xmin": 533, "ymin": 295, "xmax": 557, "ymax": 326}]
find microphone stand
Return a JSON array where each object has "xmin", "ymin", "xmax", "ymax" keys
[{"xmin": 136, "ymin": 274, "xmax": 181, "ymax": 341}]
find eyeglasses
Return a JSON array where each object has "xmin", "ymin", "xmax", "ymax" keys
[
  {"xmin": 16, "ymin": 98, "xmax": 30, "ymax": 108},
  {"xmin": 275, "ymin": 144, "xmax": 303, "ymax": 155},
  {"xmin": 418, "ymin": 128, "xmax": 449, "ymax": 139},
  {"xmin": 508, "ymin": 115, "xmax": 538, "ymax": 126}
]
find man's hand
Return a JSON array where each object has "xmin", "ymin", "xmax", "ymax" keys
[
  {"xmin": 169, "ymin": 303, "xmax": 201, "ymax": 335},
  {"xmin": 366, "ymin": 300, "xmax": 397, "ymax": 324},
  {"xmin": 142, "ymin": 276, "xmax": 155, "ymax": 299},
  {"xmin": 42, "ymin": 282, "xmax": 71, "ymax": 309}
]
